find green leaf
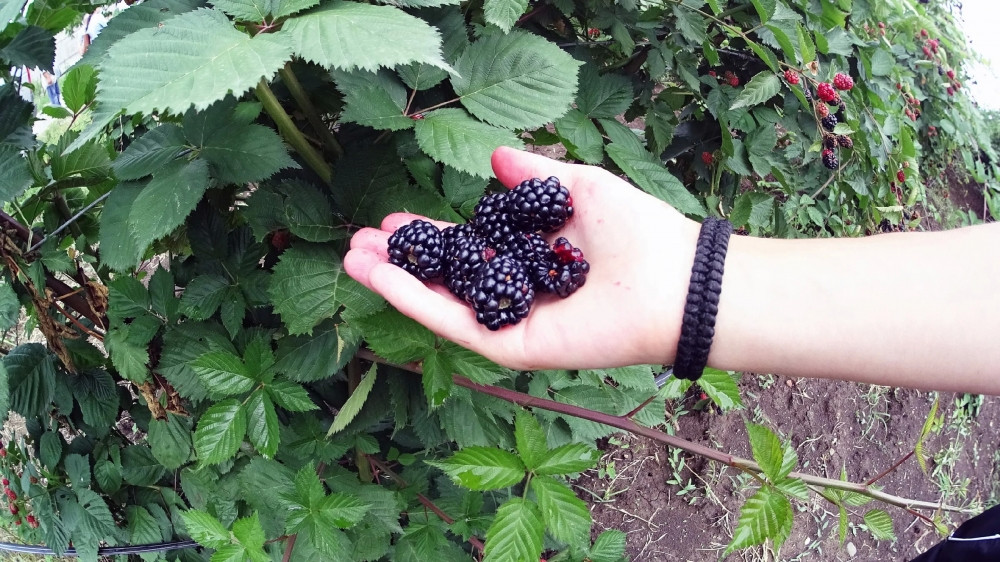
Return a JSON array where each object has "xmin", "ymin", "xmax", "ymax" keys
[
  {"xmin": 282, "ymin": 1, "xmax": 450, "ymax": 72},
  {"xmin": 725, "ymin": 487, "xmax": 793, "ymax": 554},
  {"xmin": 916, "ymin": 396, "xmax": 939, "ymax": 475},
  {"xmin": 193, "ymin": 399, "xmax": 247, "ymax": 465},
  {"xmin": 430, "ymin": 446, "xmax": 526, "ymax": 490},
  {"xmin": 864, "ymin": 509, "xmax": 895, "ymax": 541},
  {"xmin": 0, "ymin": 280, "xmax": 19, "ymax": 332},
  {"xmin": 354, "ymin": 308, "xmax": 436, "ymax": 364},
  {"xmin": 149, "ymin": 413, "xmax": 194, "ymax": 470},
  {"xmin": 39, "ymin": 431, "xmax": 63, "ymax": 469},
  {"xmin": 113, "ymin": 125, "xmax": 188, "ymax": 180},
  {"xmin": 452, "ymin": 31, "xmax": 581, "ymax": 129},
  {"xmin": 75, "ymin": 488, "xmax": 116, "ymax": 546},
  {"xmin": 131, "ymin": 159, "xmax": 211, "ymax": 255},
  {"xmin": 589, "ymin": 529, "xmax": 627, "ymax": 562},
  {"xmin": 278, "ymin": 180, "xmax": 341, "ymax": 242},
  {"xmin": 483, "ymin": 498, "xmax": 543, "ymax": 562},
  {"xmin": 514, "ymin": 410, "xmax": 547, "ymax": 471},
  {"xmin": 0, "ymin": 0, "xmax": 26, "ymax": 35},
  {"xmin": 606, "ymin": 142, "xmax": 707, "ymax": 217},
  {"xmin": 335, "ymin": 69, "xmax": 412, "ymax": 131},
  {"xmin": 191, "ymin": 351, "xmax": 256, "ymax": 397},
  {"xmin": 576, "ymin": 65, "xmax": 633, "ymax": 119},
  {"xmin": 96, "ymin": 8, "xmax": 292, "ymax": 117},
  {"xmin": 99, "ymin": 182, "xmax": 147, "ymax": 271},
  {"xmin": 127, "ymin": 506, "xmax": 165, "ymax": 547},
  {"xmin": 414, "ymin": 108, "xmax": 524, "ymax": 178},
  {"xmin": 181, "ymin": 509, "xmax": 232, "ymax": 549},
  {"xmin": 730, "ymin": 72, "xmax": 781, "ymax": 110},
  {"xmin": 555, "ymin": 109, "xmax": 604, "ymax": 164},
  {"xmin": 531, "ymin": 476, "xmax": 591, "ymax": 544},
  {"xmin": 79, "ymin": 0, "xmax": 204, "ymax": 66},
  {"xmin": 232, "ymin": 513, "xmax": 268, "ymax": 559},
  {"xmin": 328, "ymin": 363, "xmax": 376, "ymax": 435},
  {"xmin": 672, "ymin": 4, "xmax": 707, "ymax": 44},
  {"xmin": 245, "ymin": 389, "xmax": 279, "ymax": 458},
  {"xmin": 534, "ymin": 443, "xmax": 600, "ymax": 476},
  {"xmin": 122, "ymin": 445, "xmax": 168, "ymax": 486},
  {"xmin": 180, "ymin": 274, "xmax": 230, "ymax": 321},
  {"xmin": 729, "ymin": 191, "xmax": 774, "ymax": 231},
  {"xmin": 210, "ymin": 0, "xmax": 272, "ymax": 23},
  {"xmin": 697, "ymin": 368, "xmax": 743, "ymax": 411},
  {"xmin": 483, "ymin": 0, "xmax": 527, "ymax": 32},
  {"xmin": 105, "ymin": 327, "xmax": 150, "ymax": 383},
  {"xmin": 4, "ymin": 344, "xmax": 56, "ymax": 418},
  {"xmin": 266, "ymin": 380, "xmax": 318, "ymax": 412},
  {"xmin": 64, "ymin": 454, "xmax": 91, "ymax": 488},
  {"xmin": 437, "ymin": 342, "xmax": 509, "ymax": 385},
  {"xmin": 421, "ymin": 349, "xmax": 453, "ymax": 408},
  {"xmin": 94, "ymin": 459, "xmax": 122, "ymax": 494},
  {"xmin": 0, "ymin": 363, "xmax": 8, "ymax": 426},
  {"xmin": 746, "ymin": 422, "xmax": 784, "ymax": 482},
  {"xmin": 750, "ymin": 0, "xmax": 775, "ymax": 23},
  {"xmin": 274, "ymin": 322, "xmax": 359, "ymax": 382},
  {"xmin": 0, "ymin": 144, "xmax": 33, "ymax": 205},
  {"xmin": 272, "ymin": 0, "xmax": 319, "ymax": 18},
  {"xmin": 49, "ymin": 139, "xmax": 112, "ymax": 180},
  {"xmin": 0, "ymin": 25, "xmax": 55, "ymax": 71}
]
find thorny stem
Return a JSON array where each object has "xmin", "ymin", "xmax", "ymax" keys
[
  {"xmin": 367, "ymin": 455, "xmax": 486, "ymax": 554},
  {"xmin": 280, "ymin": 535, "xmax": 297, "ymax": 562},
  {"xmin": 408, "ymin": 96, "xmax": 460, "ymax": 118},
  {"xmin": 277, "ymin": 63, "xmax": 344, "ymax": 158},
  {"xmin": 254, "ymin": 79, "xmax": 332, "ymax": 185},
  {"xmin": 866, "ymin": 450, "xmax": 915, "ymax": 486},
  {"xmin": 356, "ymin": 349, "xmax": 975, "ymax": 516}
]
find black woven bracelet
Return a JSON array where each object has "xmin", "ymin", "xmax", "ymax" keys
[{"xmin": 673, "ymin": 217, "xmax": 733, "ymax": 381}]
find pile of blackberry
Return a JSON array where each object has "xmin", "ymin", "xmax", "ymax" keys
[{"xmin": 387, "ymin": 176, "xmax": 589, "ymax": 330}]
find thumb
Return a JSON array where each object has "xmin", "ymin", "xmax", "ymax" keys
[{"xmin": 491, "ymin": 147, "xmax": 575, "ymax": 188}]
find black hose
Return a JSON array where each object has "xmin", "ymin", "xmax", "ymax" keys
[{"xmin": 0, "ymin": 539, "xmax": 199, "ymax": 556}]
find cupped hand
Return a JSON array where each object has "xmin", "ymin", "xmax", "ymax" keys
[{"xmin": 344, "ymin": 147, "xmax": 700, "ymax": 371}]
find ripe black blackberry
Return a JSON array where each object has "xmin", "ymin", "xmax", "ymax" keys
[
  {"xmin": 443, "ymin": 235, "xmax": 495, "ymax": 302},
  {"xmin": 823, "ymin": 135, "xmax": 837, "ymax": 150},
  {"xmin": 821, "ymin": 114, "xmax": 838, "ymax": 132},
  {"xmin": 500, "ymin": 232, "xmax": 552, "ymax": 284},
  {"xmin": 441, "ymin": 223, "xmax": 477, "ymax": 248},
  {"xmin": 508, "ymin": 176, "xmax": 573, "ymax": 233},
  {"xmin": 821, "ymin": 149, "xmax": 839, "ymax": 170},
  {"xmin": 837, "ymin": 135, "xmax": 853, "ymax": 149},
  {"xmin": 469, "ymin": 257, "xmax": 534, "ymax": 330},
  {"xmin": 387, "ymin": 220, "xmax": 444, "ymax": 280},
  {"xmin": 537, "ymin": 258, "xmax": 590, "ymax": 297},
  {"xmin": 472, "ymin": 192, "xmax": 517, "ymax": 246}
]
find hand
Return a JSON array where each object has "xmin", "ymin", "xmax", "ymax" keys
[{"xmin": 344, "ymin": 147, "xmax": 701, "ymax": 370}]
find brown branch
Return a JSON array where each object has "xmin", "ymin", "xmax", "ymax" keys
[
  {"xmin": 866, "ymin": 450, "xmax": 915, "ymax": 486},
  {"xmin": 51, "ymin": 299, "xmax": 104, "ymax": 341},
  {"xmin": 356, "ymin": 349, "xmax": 974, "ymax": 515},
  {"xmin": 280, "ymin": 534, "xmax": 297, "ymax": 562}
]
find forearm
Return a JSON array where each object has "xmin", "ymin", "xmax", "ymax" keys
[{"xmin": 707, "ymin": 223, "xmax": 1000, "ymax": 393}]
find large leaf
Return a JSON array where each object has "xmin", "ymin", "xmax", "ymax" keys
[
  {"xmin": 0, "ymin": 0, "xmax": 26, "ymax": 35},
  {"xmin": 725, "ymin": 487, "xmax": 793, "ymax": 554},
  {"xmin": 193, "ymin": 399, "xmax": 247, "ymax": 465},
  {"xmin": 81, "ymin": 0, "xmax": 204, "ymax": 66},
  {"xmin": 452, "ymin": 31, "xmax": 581, "ymax": 129},
  {"xmin": 730, "ymin": 72, "xmax": 781, "ymax": 110},
  {"xmin": 606, "ymin": 142, "xmax": 707, "ymax": 217},
  {"xmin": 0, "ymin": 144, "xmax": 33, "ymax": 205},
  {"xmin": 353, "ymin": 308, "xmax": 435, "ymax": 365},
  {"xmin": 576, "ymin": 65, "xmax": 633, "ymax": 118},
  {"xmin": 94, "ymin": 8, "xmax": 291, "ymax": 121},
  {"xmin": 190, "ymin": 351, "xmax": 256, "ymax": 397},
  {"xmin": 514, "ymin": 410, "xmax": 547, "ymax": 471},
  {"xmin": 483, "ymin": 498, "xmax": 543, "ymax": 562},
  {"xmin": 335, "ymin": 69, "xmax": 412, "ymax": 131},
  {"xmin": 429, "ymin": 446, "xmax": 525, "ymax": 490},
  {"xmin": 555, "ymin": 109, "xmax": 603, "ymax": 164},
  {"xmin": 0, "ymin": 25, "xmax": 55, "ymax": 71},
  {"xmin": 697, "ymin": 368, "xmax": 743, "ymax": 411},
  {"xmin": 0, "ymin": 363, "xmax": 8, "ymax": 426},
  {"xmin": 246, "ymin": 389, "xmax": 280, "ymax": 458},
  {"xmin": 99, "ymin": 182, "xmax": 147, "ymax": 271},
  {"xmin": 129, "ymin": 159, "xmax": 211, "ymax": 258},
  {"xmin": 531, "ymin": 476, "xmax": 591, "ymax": 545},
  {"xmin": 534, "ymin": 443, "xmax": 600, "ymax": 476},
  {"xmin": 274, "ymin": 321, "xmax": 359, "ymax": 382},
  {"xmin": 746, "ymin": 422, "xmax": 784, "ymax": 483},
  {"xmin": 4, "ymin": 343, "xmax": 56, "ymax": 418},
  {"xmin": 327, "ymin": 363, "xmax": 376, "ymax": 435},
  {"xmin": 180, "ymin": 510, "xmax": 231, "ymax": 549},
  {"xmin": 282, "ymin": 1, "xmax": 450, "ymax": 72},
  {"xmin": 113, "ymin": 124, "xmax": 188, "ymax": 180},
  {"xmin": 483, "ymin": 0, "xmax": 527, "ymax": 32},
  {"xmin": 148, "ymin": 413, "xmax": 194, "ymax": 470},
  {"xmin": 414, "ymin": 108, "xmax": 524, "ymax": 178}
]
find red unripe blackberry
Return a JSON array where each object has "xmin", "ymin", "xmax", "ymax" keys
[
  {"xmin": 1, "ymin": 479, "xmax": 8, "ymax": 486},
  {"xmin": 923, "ymin": 46, "xmax": 932, "ymax": 57},
  {"xmin": 817, "ymin": 82, "xmax": 836, "ymax": 102},
  {"xmin": 837, "ymin": 135, "xmax": 853, "ymax": 149},
  {"xmin": 921, "ymin": 29, "xmax": 928, "ymax": 37},
  {"xmin": 701, "ymin": 151, "xmax": 713, "ymax": 165},
  {"xmin": 829, "ymin": 93, "xmax": 842, "ymax": 106},
  {"xmin": 443, "ymin": 235, "xmax": 495, "ymax": 302},
  {"xmin": 708, "ymin": 70, "xmax": 716, "ymax": 77},
  {"xmin": 473, "ymin": 192, "xmax": 517, "ymax": 245},
  {"xmin": 26, "ymin": 515, "xmax": 35, "ymax": 525},
  {"xmin": 387, "ymin": 220, "xmax": 445, "ymax": 281},
  {"xmin": 0, "ymin": 448, "xmax": 6, "ymax": 458},
  {"xmin": 821, "ymin": 114, "xmax": 838, "ymax": 132},
  {"xmin": 816, "ymin": 103, "xmax": 829, "ymax": 118},
  {"xmin": 269, "ymin": 229, "xmax": 290, "ymax": 251},
  {"xmin": 508, "ymin": 177, "xmax": 573, "ymax": 233},
  {"xmin": 947, "ymin": 69, "xmax": 955, "ymax": 79},
  {"xmin": 5, "ymin": 488, "xmax": 14, "ymax": 500},
  {"xmin": 9, "ymin": 503, "xmax": 17, "ymax": 515},
  {"xmin": 821, "ymin": 149, "xmax": 839, "ymax": 170},
  {"xmin": 469, "ymin": 257, "xmax": 534, "ymax": 331},
  {"xmin": 946, "ymin": 86, "xmax": 954, "ymax": 96},
  {"xmin": 833, "ymin": 73, "xmax": 854, "ymax": 91},
  {"xmin": 897, "ymin": 170, "xmax": 906, "ymax": 183},
  {"xmin": 878, "ymin": 21, "xmax": 885, "ymax": 29},
  {"xmin": 783, "ymin": 70, "xmax": 799, "ymax": 84}
]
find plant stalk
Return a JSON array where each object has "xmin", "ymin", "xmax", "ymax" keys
[
  {"xmin": 277, "ymin": 63, "xmax": 344, "ymax": 159},
  {"xmin": 254, "ymin": 79, "xmax": 332, "ymax": 185}
]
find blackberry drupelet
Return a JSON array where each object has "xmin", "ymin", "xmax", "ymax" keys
[
  {"xmin": 508, "ymin": 176, "xmax": 574, "ymax": 233},
  {"xmin": 387, "ymin": 220, "xmax": 445, "ymax": 280},
  {"xmin": 821, "ymin": 114, "xmax": 838, "ymax": 132},
  {"xmin": 443, "ymin": 235, "xmax": 495, "ymax": 302},
  {"xmin": 469, "ymin": 257, "xmax": 534, "ymax": 330},
  {"xmin": 472, "ymin": 192, "xmax": 517, "ymax": 245}
]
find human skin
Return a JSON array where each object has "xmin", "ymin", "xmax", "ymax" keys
[{"xmin": 344, "ymin": 147, "xmax": 1000, "ymax": 394}]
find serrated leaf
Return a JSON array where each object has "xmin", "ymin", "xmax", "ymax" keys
[
  {"xmin": 282, "ymin": 1, "xmax": 450, "ymax": 72},
  {"xmin": 180, "ymin": 274, "xmax": 230, "ymax": 321},
  {"xmin": 775, "ymin": 476, "xmax": 809, "ymax": 500},
  {"xmin": 354, "ymin": 308, "xmax": 435, "ymax": 364},
  {"xmin": 0, "ymin": 25, "xmax": 55, "ymax": 71},
  {"xmin": 864, "ymin": 509, "xmax": 895, "ymax": 541},
  {"xmin": 186, "ymin": 104, "xmax": 297, "ymax": 184},
  {"xmin": 64, "ymin": 454, "xmax": 91, "ymax": 488},
  {"xmin": 726, "ymin": 487, "xmax": 793, "ymax": 554},
  {"xmin": 697, "ymin": 368, "xmax": 743, "ymax": 411},
  {"xmin": 246, "ymin": 390, "xmax": 279, "ymax": 458},
  {"xmin": 75, "ymin": 488, "xmax": 116, "ymax": 545},
  {"xmin": 0, "ymin": 280, "xmax": 19, "ymax": 332},
  {"xmin": 555, "ymin": 109, "xmax": 604, "ymax": 164},
  {"xmin": 267, "ymin": 380, "xmax": 318, "ymax": 412},
  {"xmin": 181, "ymin": 509, "xmax": 231, "ymax": 549},
  {"xmin": 210, "ymin": 0, "xmax": 272, "ymax": 22},
  {"xmin": 327, "ymin": 363, "xmax": 376, "ymax": 435},
  {"xmin": 50, "ymin": 138, "xmax": 112, "ymax": 180},
  {"xmin": 0, "ymin": 0, "xmax": 26, "ymax": 35},
  {"xmin": 191, "ymin": 351, "xmax": 256, "ymax": 396},
  {"xmin": 397, "ymin": 7, "xmax": 467, "ymax": 91},
  {"xmin": 730, "ymin": 72, "xmax": 781, "ymax": 110},
  {"xmin": 452, "ymin": 31, "xmax": 581, "ymax": 129},
  {"xmin": 274, "ymin": 322, "xmax": 359, "ymax": 382},
  {"xmin": 414, "ymin": 108, "xmax": 524, "ymax": 178},
  {"xmin": 531, "ymin": 476, "xmax": 591, "ymax": 544},
  {"xmin": 430, "ymin": 446, "xmax": 526, "ymax": 490},
  {"xmin": 80, "ymin": 0, "xmax": 203, "ymax": 66},
  {"xmin": 589, "ymin": 529, "xmax": 626, "ymax": 562},
  {"xmin": 0, "ymin": 144, "xmax": 32, "ymax": 205},
  {"xmin": 122, "ymin": 445, "xmax": 168, "ymax": 485},
  {"xmin": 0, "ymin": 363, "xmax": 8, "ymax": 426},
  {"xmin": 514, "ymin": 410, "xmax": 547, "ymax": 471},
  {"xmin": 278, "ymin": 180, "xmax": 341, "ymax": 242},
  {"xmin": 130, "ymin": 159, "xmax": 211, "ymax": 255},
  {"xmin": 272, "ymin": 0, "xmax": 319, "ymax": 18},
  {"xmin": 576, "ymin": 66, "xmax": 633, "ymax": 119},
  {"xmin": 421, "ymin": 349, "xmax": 453, "ymax": 408},
  {"xmin": 106, "ymin": 326, "xmax": 151, "ymax": 383},
  {"xmin": 149, "ymin": 413, "xmax": 194, "ymax": 469},
  {"xmin": 483, "ymin": 498, "xmax": 543, "ymax": 562},
  {"xmin": 335, "ymin": 69, "xmax": 412, "ymax": 131},
  {"xmin": 193, "ymin": 399, "xmax": 247, "ymax": 465},
  {"xmin": 746, "ymin": 422, "xmax": 784, "ymax": 483},
  {"xmin": 483, "ymin": 0, "xmax": 527, "ymax": 32},
  {"xmin": 606, "ymin": 142, "xmax": 706, "ymax": 217},
  {"xmin": 729, "ymin": 191, "xmax": 774, "ymax": 231},
  {"xmin": 113, "ymin": 124, "xmax": 188, "ymax": 180},
  {"xmin": 39, "ymin": 431, "xmax": 63, "ymax": 469},
  {"xmin": 232, "ymin": 512, "xmax": 267, "ymax": 557},
  {"xmin": 535, "ymin": 443, "xmax": 600, "ymax": 476},
  {"xmin": 916, "ymin": 396, "xmax": 939, "ymax": 475},
  {"xmin": 4, "ymin": 343, "xmax": 56, "ymax": 418},
  {"xmin": 99, "ymin": 182, "xmax": 146, "ymax": 271}
]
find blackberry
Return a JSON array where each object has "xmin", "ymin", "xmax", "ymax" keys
[
  {"xmin": 500, "ymin": 232, "xmax": 553, "ymax": 284},
  {"xmin": 387, "ymin": 220, "xmax": 445, "ymax": 280},
  {"xmin": 537, "ymin": 257, "xmax": 590, "ymax": 297},
  {"xmin": 552, "ymin": 237, "xmax": 585, "ymax": 264},
  {"xmin": 821, "ymin": 114, "xmax": 838, "ymax": 132},
  {"xmin": 835, "ymin": 102, "xmax": 847, "ymax": 122},
  {"xmin": 472, "ymin": 192, "xmax": 517, "ymax": 246},
  {"xmin": 469, "ymin": 257, "xmax": 534, "ymax": 330},
  {"xmin": 443, "ymin": 235, "xmax": 495, "ymax": 302},
  {"xmin": 441, "ymin": 223, "xmax": 477, "ymax": 248},
  {"xmin": 508, "ymin": 177, "xmax": 573, "ymax": 233},
  {"xmin": 821, "ymin": 149, "xmax": 839, "ymax": 170},
  {"xmin": 823, "ymin": 135, "xmax": 837, "ymax": 150},
  {"xmin": 837, "ymin": 135, "xmax": 853, "ymax": 149}
]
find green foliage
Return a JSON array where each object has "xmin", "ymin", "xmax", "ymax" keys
[{"xmin": 0, "ymin": 0, "xmax": 990, "ymax": 558}]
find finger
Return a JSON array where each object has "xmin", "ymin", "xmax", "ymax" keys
[
  {"xmin": 349, "ymin": 227, "xmax": 390, "ymax": 257},
  {"xmin": 343, "ymin": 248, "xmax": 384, "ymax": 292},
  {"xmin": 367, "ymin": 262, "xmax": 486, "ymax": 349},
  {"xmin": 491, "ymin": 146, "xmax": 574, "ymax": 188},
  {"xmin": 381, "ymin": 213, "xmax": 457, "ymax": 233}
]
